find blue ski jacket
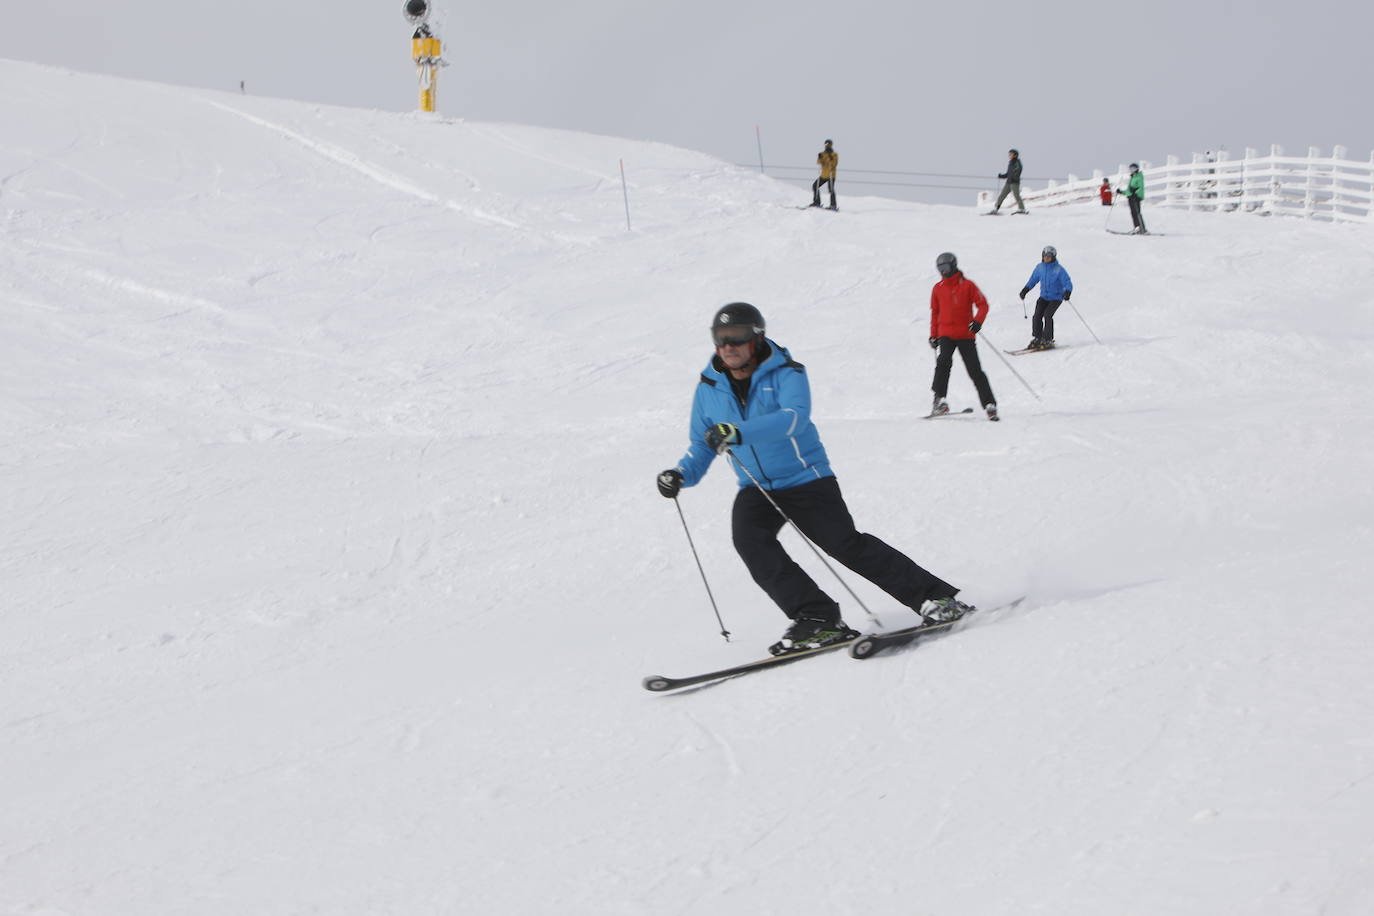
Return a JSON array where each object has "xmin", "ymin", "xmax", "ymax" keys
[
  {"xmin": 674, "ymin": 340, "xmax": 832, "ymax": 492},
  {"xmin": 1024, "ymin": 261, "xmax": 1074, "ymax": 301}
]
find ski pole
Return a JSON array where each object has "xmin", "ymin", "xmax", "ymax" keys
[
  {"xmin": 1067, "ymin": 300, "xmax": 1102, "ymax": 344},
  {"xmin": 723, "ymin": 450, "xmax": 881, "ymax": 627},
  {"xmin": 979, "ymin": 331, "xmax": 1042, "ymax": 401},
  {"xmin": 670, "ymin": 495, "xmax": 731, "ymax": 641}
]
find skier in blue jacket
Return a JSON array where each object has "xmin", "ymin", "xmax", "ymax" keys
[
  {"xmin": 1018, "ymin": 245, "xmax": 1074, "ymax": 350},
  {"xmin": 655, "ymin": 302, "xmax": 970, "ymax": 656}
]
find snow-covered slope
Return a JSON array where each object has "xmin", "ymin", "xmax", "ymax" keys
[{"xmin": 3, "ymin": 59, "xmax": 1372, "ymax": 915}]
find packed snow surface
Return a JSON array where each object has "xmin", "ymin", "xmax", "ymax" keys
[{"xmin": 3, "ymin": 60, "xmax": 1372, "ymax": 915}]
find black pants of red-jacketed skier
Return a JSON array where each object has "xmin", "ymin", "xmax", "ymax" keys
[
  {"xmin": 731, "ymin": 475, "xmax": 956, "ymax": 623},
  {"xmin": 933, "ymin": 338, "xmax": 996, "ymax": 407}
]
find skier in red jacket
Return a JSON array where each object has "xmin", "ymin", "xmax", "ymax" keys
[
  {"xmin": 1099, "ymin": 179, "xmax": 1113, "ymax": 206},
  {"xmin": 929, "ymin": 252, "xmax": 998, "ymax": 421}
]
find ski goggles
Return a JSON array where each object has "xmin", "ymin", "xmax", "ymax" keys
[{"xmin": 712, "ymin": 328, "xmax": 758, "ymax": 348}]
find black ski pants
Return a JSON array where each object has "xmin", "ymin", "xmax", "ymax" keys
[
  {"xmin": 1033, "ymin": 297, "xmax": 1062, "ymax": 341},
  {"xmin": 932, "ymin": 337, "xmax": 996, "ymax": 408},
  {"xmin": 812, "ymin": 176, "xmax": 836, "ymax": 208},
  {"xmin": 1127, "ymin": 195, "xmax": 1147, "ymax": 232},
  {"xmin": 732, "ymin": 475, "xmax": 956, "ymax": 622}
]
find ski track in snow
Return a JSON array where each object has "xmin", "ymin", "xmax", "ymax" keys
[{"xmin": 202, "ymin": 99, "xmax": 587, "ymax": 245}]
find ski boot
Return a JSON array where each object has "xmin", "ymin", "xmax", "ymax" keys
[
  {"xmin": 1026, "ymin": 337, "xmax": 1043, "ymax": 350},
  {"xmin": 1040, "ymin": 339, "xmax": 1056, "ymax": 350},
  {"xmin": 930, "ymin": 396, "xmax": 951, "ymax": 417},
  {"xmin": 769, "ymin": 614, "xmax": 859, "ymax": 656},
  {"xmin": 920, "ymin": 596, "xmax": 974, "ymax": 624},
  {"xmin": 985, "ymin": 403, "xmax": 999, "ymax": 422}
]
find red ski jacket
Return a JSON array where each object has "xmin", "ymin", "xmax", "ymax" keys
[{"xmin": 930, "ymin": 272, "xmax": 990, "ymax": 340}]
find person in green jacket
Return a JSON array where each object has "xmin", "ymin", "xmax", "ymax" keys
[{"xmin": 1118, "ymin": 163, "xmax": 1148, "ymax": 234}]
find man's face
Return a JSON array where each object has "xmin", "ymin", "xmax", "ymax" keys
[{"xmin": 713, "ymin": 328, "xmax": 758, "ymax": 371}]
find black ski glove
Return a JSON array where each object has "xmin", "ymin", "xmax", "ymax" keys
[
  {"xmin": 998, "ymin": 172, "xmax": 1007, "ymax": 179},
  {"xmin": 928, "ymin": 337, "xmax": 940, "ymax": 350},
  {"xmin": 968, "ymin": 320, "xmax": 982, "ymax": 334},
  {"xmin": 1019, "ymin": 287, "xmax": 1030, "ymax": 301},
  {"xmin": 704, "ymin": 422, "xmax": 741, "ymax": 454},
  {"xmin": 656, "ymin": 468, "xmax": 683, "ymax": 498},
  {"xmin": 1062, "ymin": 290, "xmax": 1071, "ymax": 301}
]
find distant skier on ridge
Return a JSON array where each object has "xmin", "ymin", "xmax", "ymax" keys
[
  {"xmin": 988, "ymin": 148, "xmax": 1026, "ymax": 214},
  {"xmin": 809, "ymin": 139, "xmax": 839, "ymax": 211},
  {"xmin": 655, "ymin": 302, "xmax": 971, "ymax": 655},
  {"xmin": 1118, "ymin": 163, "xmax": 1148, "ymax": 234}
]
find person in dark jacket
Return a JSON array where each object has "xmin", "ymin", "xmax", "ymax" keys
[
  {"xmin": 930, "ymin": 253, "xmax": 998, "ymax": 420},
  {"xmin": 656, "ymin": 302, "xmax": 971, "ymax": 655},
  {"xmin": 990, "ymin": 149, "xmax": 1026, "ymax": 214},
  {"xmin": 810, "ymin": 139, "xmax": 838, "ymax": 210},
  {"xmin": 1018, "ymin": 245, "xmax": 1074, "ymax": 350}
]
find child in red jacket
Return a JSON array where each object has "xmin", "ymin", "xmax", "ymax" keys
[
  {"xmin": 929, "ymin": 252, "xmax": 998, "ymax": 421},
  {"xmin": 1099, "ymin": 179, "xmax": 1113, "ymax": 206}
]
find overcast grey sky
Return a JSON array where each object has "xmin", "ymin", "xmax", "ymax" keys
[{"xmin": 4, "ymin": 0, "xmax": 1370, "ymax": 204}]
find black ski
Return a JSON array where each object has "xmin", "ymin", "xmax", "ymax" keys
[
  {"xmin": 1106, "ymin": 229, "xmax": 1161, "ymax": 236},
  {"xmin": 644, "ymin": 597, "xmax": 1027, "ymax": 691},
  {"xmin": 1004, "ymin": 346, "xmax": 1058, "ymax": 356},
  {"xmin": 643, "ymin": 635, "xmax": 858, "ymax": 693},
  {"xmin": 922, "ymin": 407, "xmax": 975, "ymax": 419},
  {"xmin": 850, "ymin": 596, "xmax": 1027, "ymax": 659},
  {"xmin": 849, "ymin": 617, "xmax": 962, "ymax": 658}
]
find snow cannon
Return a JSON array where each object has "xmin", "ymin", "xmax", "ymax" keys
[{"xmin": 405, "ymin": 0, "xmax": 446, "ymax": 112}]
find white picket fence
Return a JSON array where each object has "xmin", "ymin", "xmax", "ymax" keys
[{"xmin": 976, "ymin": 146, "xmax": 1374, "ymax": 223}]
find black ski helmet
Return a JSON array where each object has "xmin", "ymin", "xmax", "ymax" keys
[
  {"xmin": 936, "ymin": 252, "xmax": 958, "ymax": 277},
  {"xmin": 711, "ymin": 302, "xmax": 765, "ymax": 338},
  {"xmin": 1042, "ymin": 245, "xmax": 1057, "ymax": 259}
]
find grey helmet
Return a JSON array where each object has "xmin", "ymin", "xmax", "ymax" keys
[
  {"xmin": 1042, "ymin": 245, "xmax": 1058, "ymax": 259},
  {"xmin": 936, "ymin": 252, "xmax": 959, "ymax": 278}
]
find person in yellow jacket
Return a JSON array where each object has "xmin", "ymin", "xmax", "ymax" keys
[{"xmin": 810, "ymin": 139, "xmax": 839, "ymax": 210}]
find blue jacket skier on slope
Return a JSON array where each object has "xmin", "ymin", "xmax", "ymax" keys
[
  {"xmin": 655, "ymin": 302, "xmax": 971, "ymax": 657},
  {"xmin": 1018, "ymin": 245, "xmax": 1073, "ymax": 350}
]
